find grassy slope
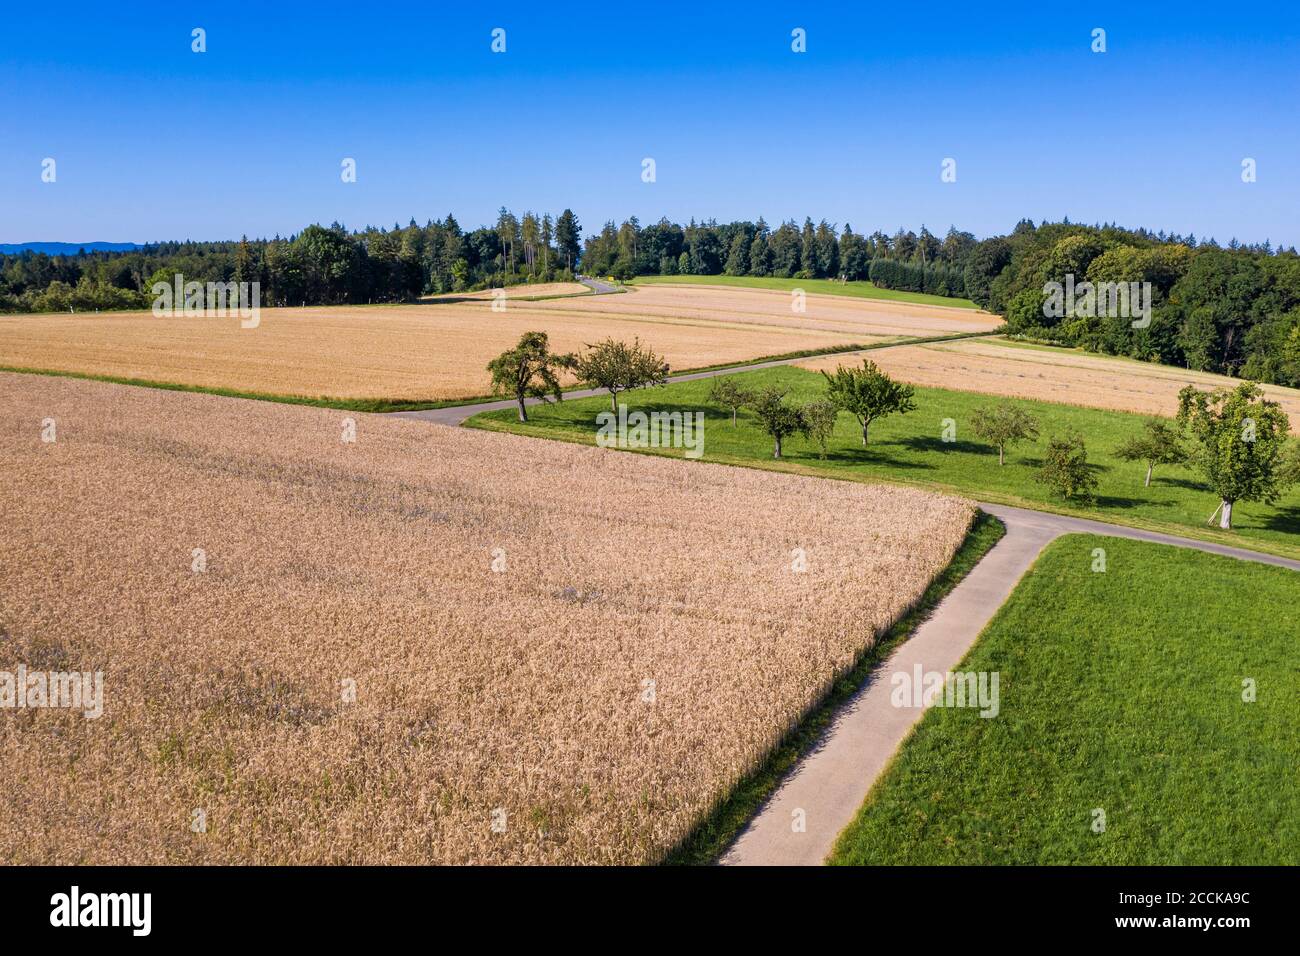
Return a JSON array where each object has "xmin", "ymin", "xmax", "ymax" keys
[
  {"xmin": 665, "ymin": 512, "xmax": 1006, "ymax": 865},
  {"xmin": 632, "ymin": 274, "xmax": 981, "ymax": 310},
  {"xmin": 829, "ymin": 535, "xmax": 1300, "ymax": 865},
  {"xmin": 467, "ymin": 365, "xmax": 1300, "ymax": 560}
]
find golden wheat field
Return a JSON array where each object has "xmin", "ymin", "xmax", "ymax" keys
[
  {"xmin": 799, "ymin": 338, "xmax": 1300, "ymax": 431},
  {"xmin": 0, "ymin": 372, "xmax": 973, "ymax": 864},
  {"xmin": 0, "ymin": 285, "xmax": 997, "ymax": 402}
]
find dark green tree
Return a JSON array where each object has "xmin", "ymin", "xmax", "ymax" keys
[
  {"xmin": 1035, "ymin": 432, "xmax": 1099, "ymax": 503},
  {"xmin": 751, "ymin": 387, "xmax": 809, "ymax": 459}
]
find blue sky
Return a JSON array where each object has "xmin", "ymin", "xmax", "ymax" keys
[{"xmin": 2, "ymin": 1, "xmax": 1297, "ymax": 246}]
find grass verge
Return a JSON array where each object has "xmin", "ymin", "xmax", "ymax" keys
[
  {"xmin": 829, "ymin": 534, "xmax": 1300, "ymax": 865},
  {"xmin": 663, "ymin": 510, "xmax": 1006, "ymax": 865}
]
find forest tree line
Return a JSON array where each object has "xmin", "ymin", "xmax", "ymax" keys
[{"xmin": 3, "ymin": 211, "xmax": 1299, "ymax": 386}]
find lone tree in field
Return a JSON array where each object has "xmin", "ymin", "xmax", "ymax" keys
[
  {"xmin": 821, "ymin": 359, "xmax": 916, "ymax": 446},
  {"xmin": 573, "ymin": 337, "xmax": 670, "ymax": 412},
  {"xmin": 1035, "ymin": 431, "xmax": 1098, "ymax": 503},
  {"xmin": 1176, "ymin": 382, "xmax": 1292, "ymax": 529},
  {"xmin": 801, "ymin": 400, "xmax": 839, "ymax": 459},
  {"xmin": 1114, "ymin": 418, "xmax": 1187, "ymax": 487},
  {"xmin": 708, "ymin": 376, "xmax": 755, "ymax": 426},
  {"xmin": 969, "ymin": 402, "xmax": 1039, "ymax": 466},
  {"xmin": 751, "ymin": 387, "xmax": 809, "ymax": 459},
  {"xmin": 487, "ymin": 331, "xmax": 575, "ymax": 423}
]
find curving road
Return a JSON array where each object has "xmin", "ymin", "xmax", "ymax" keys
[
  {"xmin": 575, "ymin": 274, "xmax": 622, "ymax": 294},
  {"xmin": 387, "ymin": 355, "xmax": 1300, "ymax": 867}
]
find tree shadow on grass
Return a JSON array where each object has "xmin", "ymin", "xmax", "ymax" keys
[
  {"xmin": 1155, "ymin": 475, "xmax": 1210, "ymax": 492},
  {"xmin": 815, "ymin": 447, "xmax": 936, "ymax": 470},
  {"xmin": 1092, "ymin": 493, "xmax": 1145, "ymax": 510},
  {"xmin": 898, "ymin": 435, "xmax": 990, "ymax": 455},
  {"xmin": 1260, "ymin": 505, "xmax": 1300, "ymax": 536}
]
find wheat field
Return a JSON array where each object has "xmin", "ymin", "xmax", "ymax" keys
[
  {"xmin": 0, "ymin": 372, "xmax": 973, "ymax": 864},
  {"xmin": 0, "ymin": 285, "xmax": 998, "ymax": 402},
  {"xmin": 799, "ymin": 338, "xmax": 1300, "ymax": 431}
]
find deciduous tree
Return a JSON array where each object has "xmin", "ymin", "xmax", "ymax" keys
[
  {"xmin": 707, "ymin": 377, "xmax": 754, "ymax": 426},
  {"xmin": 751, "ymin": 387, "xmax": 808, "ymax": 459},
  {"xmin": 969, "ymin": 402, "xmax": 1039, "ymax": 466},
  {"xmin": 1114, "ymin": 418, "xmax": 1187, "ymax": 486},
  {"xmin": 1176, "ymin": 382, "xmax": 1291, "ymax": 528},
  {"xmin": 1035, "ymin": 431, "xmax": 1098, "ymax": 503},
  {"xmin": 821, "ymin": 359, "xmax": 917, "ymax": 446},
  {"xmin": 573, "ymin": 338, "xmax": 670, "ymax": 412},
  {"xmin": 487, "ymin": 331, "xmax": 575, "ymax": 423},
  {"xmin": 802, "ymin": 400, "xmax": 839, "ymax": 459}
]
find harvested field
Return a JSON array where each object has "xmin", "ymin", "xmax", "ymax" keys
[
  {"xmin": 422, "ymin": 281, "xmax": 591, "ymax": 300},
  {"xmin": 531, "ymin": 283, "xmax": 1001, "ymax": 339},
  {"xmin": 0, "ymin": 285, "xmax": 998, "ymax": 402},
  {"xmin": 799, "ymin": 338, "xmax": 1300, "ymax": 431},
  {"xmin": 0, "ymin": 372, "xmax": 973, "ymax": 864}
]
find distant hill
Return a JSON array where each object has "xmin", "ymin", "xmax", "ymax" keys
[{"xmin": 0, "ymin": 242, "xmax": 141, "ymax": 255}]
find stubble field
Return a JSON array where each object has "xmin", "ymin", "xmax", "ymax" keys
[
  {"xmin": 0, "ymin": 371, "xmax": 973, "ymax": 864},
  {"xmin": 422, "ymin": 281, "xmax": 591, "ymax": 300},
  {"xmin": 0, "ymin": 285, "xmax": 1000, "ymax": 403},
  {"xmin": 798, "ymin": 338, "xmax": 1300, "ymax": 430}
]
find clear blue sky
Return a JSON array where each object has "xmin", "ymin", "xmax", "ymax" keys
[{"xmin": 2, "ymin": 1, "xmax": 1297, "ymax": 246}]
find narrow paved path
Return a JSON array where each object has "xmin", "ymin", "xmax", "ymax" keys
[{"xmin": 720, "ymin": 502, "xmax": 1300, "ymax": 866}]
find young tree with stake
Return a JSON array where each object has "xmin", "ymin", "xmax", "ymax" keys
[
  {"xmin": 821, "ymin": 359, "xmax": 916, "ymax": 446},
  {"xmin": 1177, "ymin": 383, "xmax": 1292, "ymax": 529}
]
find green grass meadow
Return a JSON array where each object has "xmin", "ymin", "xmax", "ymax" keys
[
  {"xmin": 828, "ymin": 535, "xmax": 1300, "ymax": 865},
  {"xmin": 468, "ymin": 365, "xmax": 1300, "ymax": 560}
]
